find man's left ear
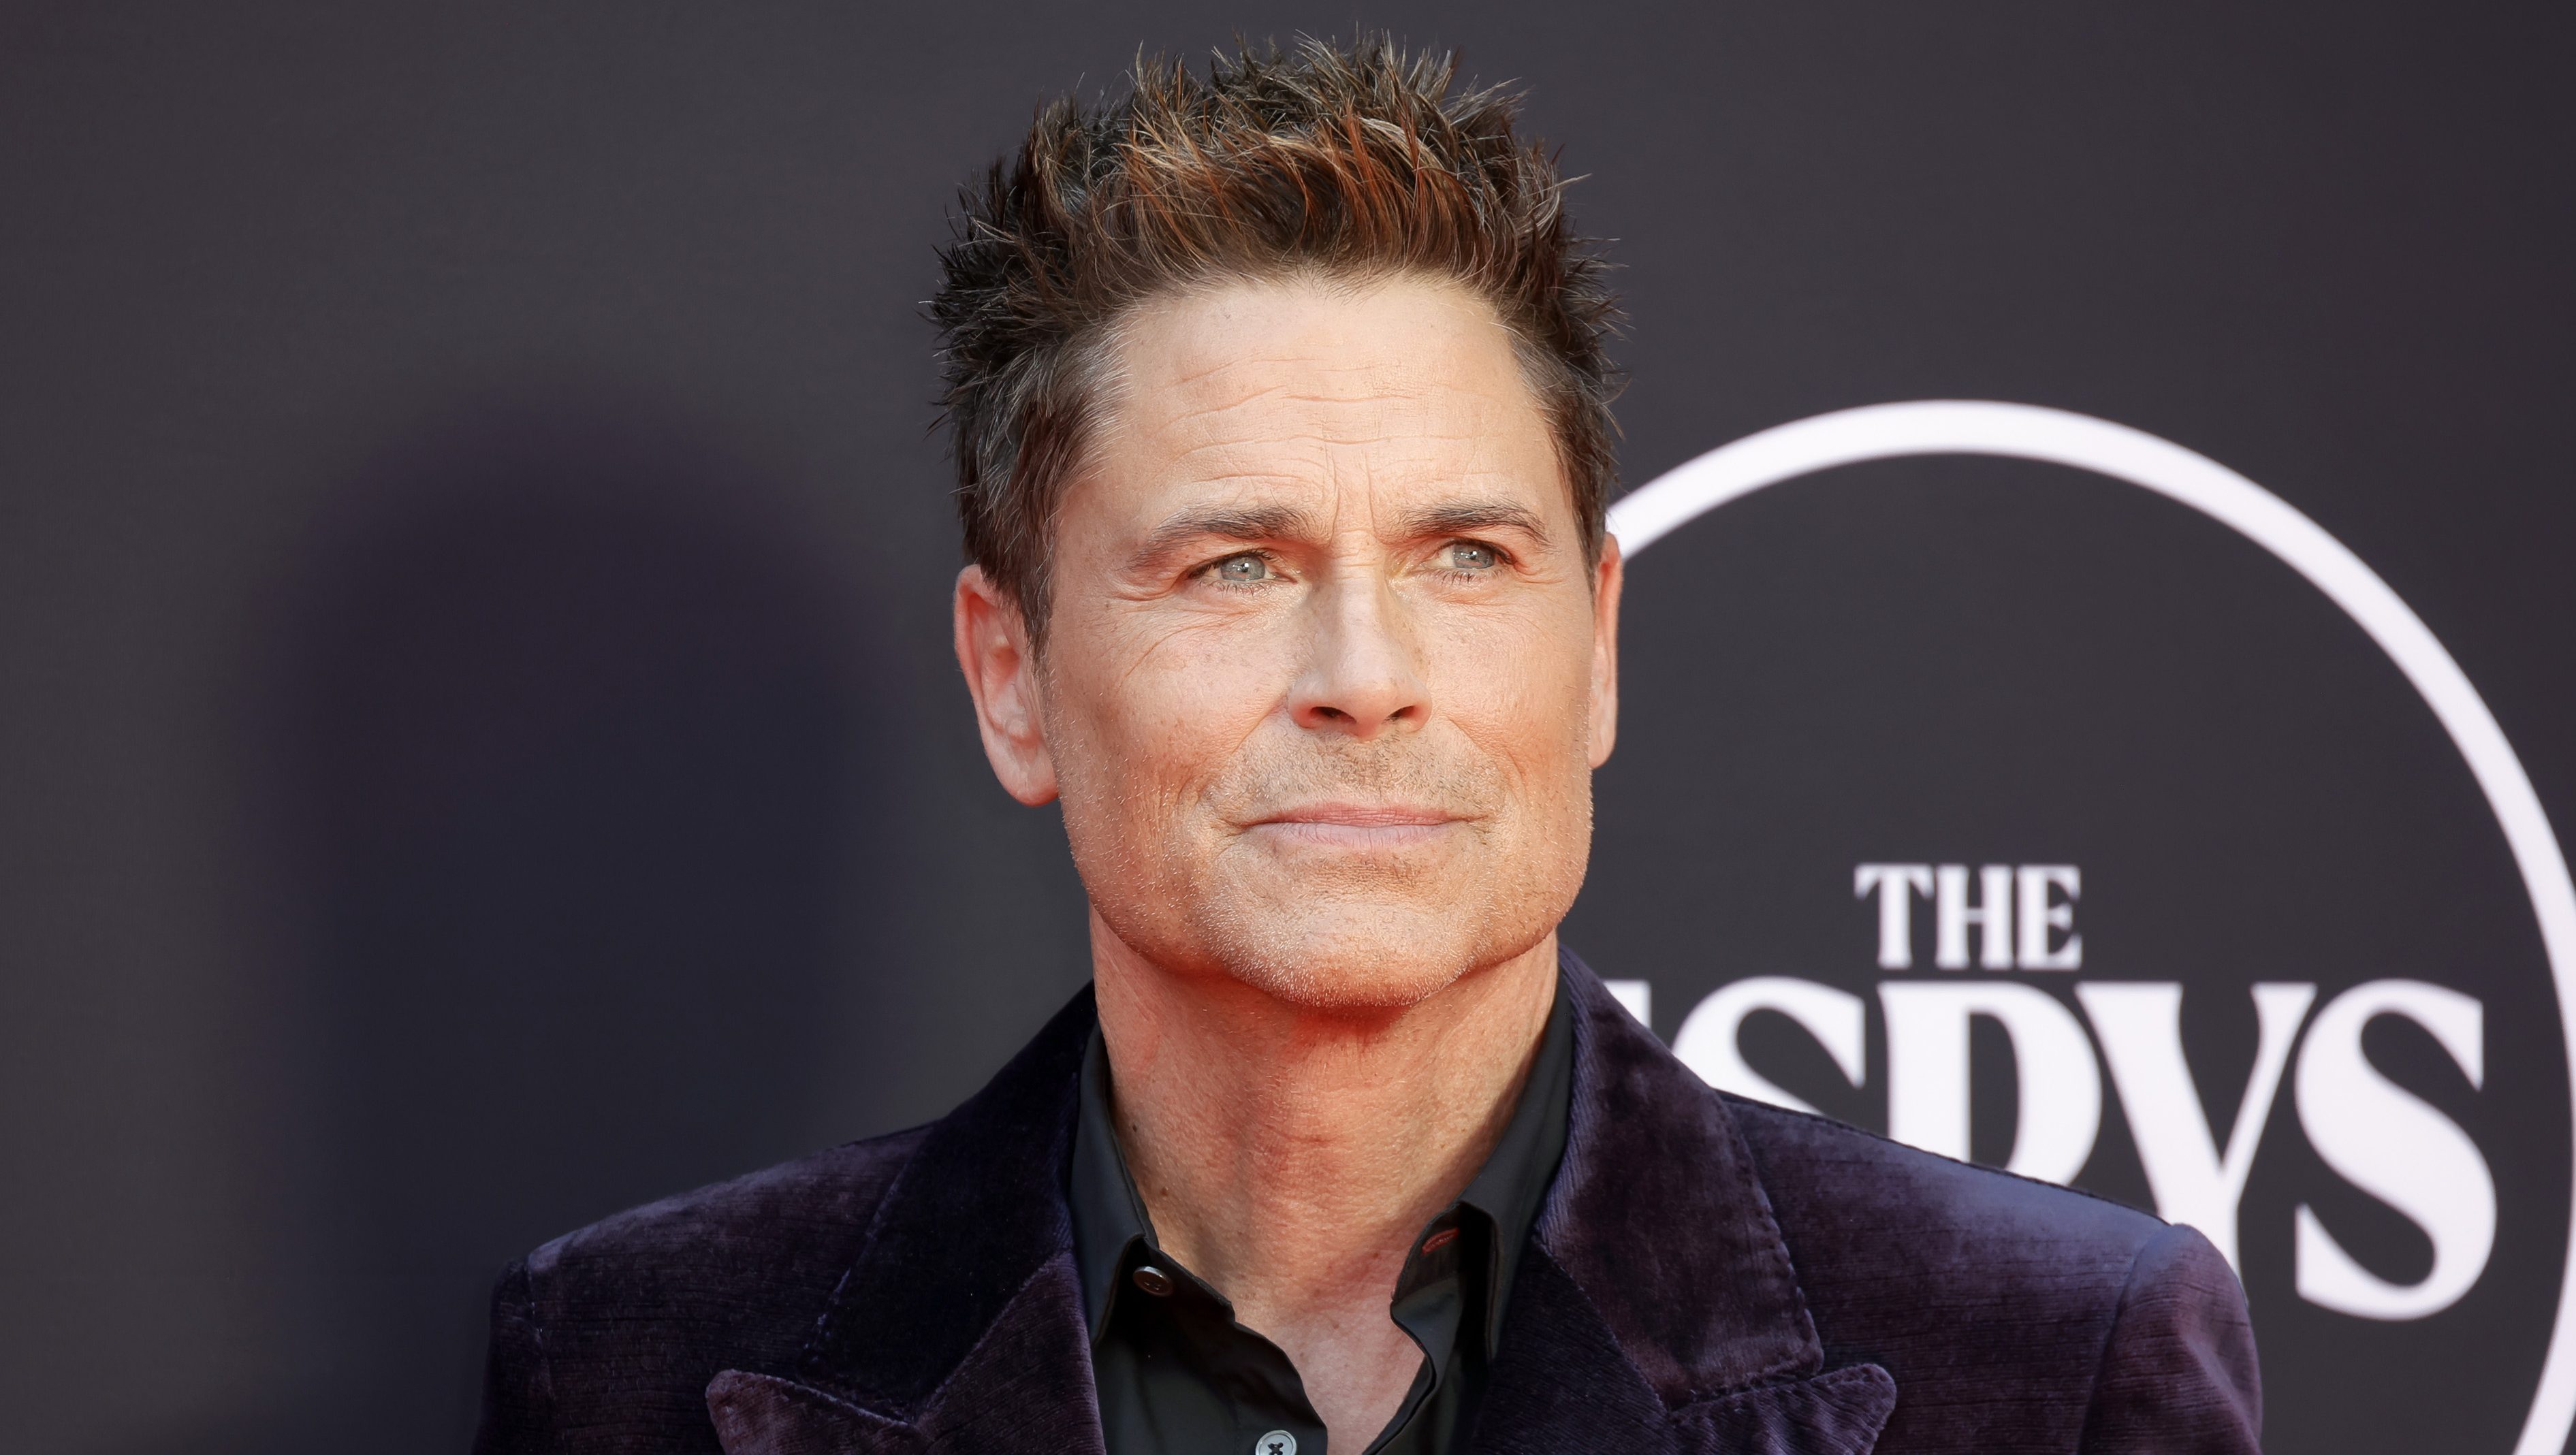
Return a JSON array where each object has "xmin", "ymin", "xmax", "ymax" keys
[{"xmin": 1588, "ymin": 533, "xmax": 1623, "ymax": 769}]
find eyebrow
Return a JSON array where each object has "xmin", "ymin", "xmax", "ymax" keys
[
  {"xmin": 1130, "ymin": 502, "xmax": 1322, "ymax": 569},
  {"xmin": 1126, "ymin": 496, "xmax": 1555, "ymax": 571},
  {"xmin": 1396, "ymin": 500, "xmax": 1554, "ymax": 548}
]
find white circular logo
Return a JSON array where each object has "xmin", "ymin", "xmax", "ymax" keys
[{"xmin": 1608, "ymin": 400, "xmax": 2576, "ymax": 1454}]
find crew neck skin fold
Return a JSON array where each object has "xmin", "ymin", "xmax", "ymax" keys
[{"xmin": 1070, "ymin": 971, "xmax": 1576, "ymax": 1455}]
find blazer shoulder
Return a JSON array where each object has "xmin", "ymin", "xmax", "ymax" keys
[
  {"xmin": 1717, "ymin": 1095, "xmax": 2261, "ymax": 1445},
  {"xmin": 477, "ymin": 1127, "xmax": 933, "ymax": 1453},
  {"xmin": 1723, "ymin": 1092, "xmax": 2167, "ymax": 1270},
  {"xmin": 504, "ymin": 1123, "xmax": 934, "ymax": 1426},
  {"xmin": 527, "ymin": 1123, "xmax": 932, "ymax": 1300},
  {"xmin": 1723, "ymin": 1093, "xmax": 2187, "ymax": 1356}
]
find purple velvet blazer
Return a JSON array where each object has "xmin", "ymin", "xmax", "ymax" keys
[{"xmin": 473, "ymin": 957, "xmax": 2259, "ymax": 1454}]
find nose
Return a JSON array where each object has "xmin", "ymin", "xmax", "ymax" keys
[{"xmin": 1286, "ymin": 571, "xmax": 1428, "ymax": 739}]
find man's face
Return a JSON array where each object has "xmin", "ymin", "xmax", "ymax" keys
[{"xmin": 957, "ymin": 274, "xmax": 1620, "ymax": 1010}]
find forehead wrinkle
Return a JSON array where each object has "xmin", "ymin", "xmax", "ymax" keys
[
  {"xmin": 1158, "ymin": 348, "xmax": 1399, "ymax": 393},
  {"xmin": 1145, "ymin": 392, "xmax": 1456, "ymax": 452},
  {"xmin": 1171, "ymin": 373, "xmax": 1528, "ymax": 418},
  {"xmin": 1103, "ymin": 278, "xmax": 1555, "ymax": 454},
  {"xmin": 1095, "ymin": 302, "xmax": 1568, "ymax": 560},
  {"xmin": 1151, "ymin": 430, "xmax": 1492, "ymax": 483},
  {"xmin": 1136, "ymin": 345, "xmax": 1531, "ymax": 419},
  {"xmin": 1149, "ymin": 388, "xmax": 1525, "ymax": 461}
]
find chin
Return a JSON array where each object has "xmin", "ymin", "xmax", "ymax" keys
[
  {"xmin": 1227, "ymin": 955, "xmax": 1463, "ymax": 1012},
  {"xmin": 1201, "ymin": 901, "xmax": 1555, "ymax": 1013}
]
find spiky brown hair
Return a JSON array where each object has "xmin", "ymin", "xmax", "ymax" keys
[{"xmin": 932, "ymin": 33, "xmax": 1621, "ymax": 639}]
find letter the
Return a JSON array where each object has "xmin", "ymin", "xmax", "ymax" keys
[
  {"xmin": 2293, "ymin": 979, "xmax": 2494, "ymax": 1320},
  {"xmin": 1881, "ymin": 980, "xmax": 2101, "ymax": 1184},
  {"xmin": 2014, "ymin": 865, "xmax": 2082, "ymax": 969},
  {"xmin": 1933, "ymin": 864, "xmax": 2016, "ymax": 970},
  {"xmin": 2076, "ymin": 980, "xmax": 2313, "ymax": 1270},
  {"xmin": 1673, "ymin": 977, "xmax": 1867, "ymax": 1116},
  {"xmin": 1854, "ymin": 863, "xmax": 1934, "ymax": 970}
]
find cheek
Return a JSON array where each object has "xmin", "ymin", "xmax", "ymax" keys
[
  {"xmin": 1432, "ymin": 608, "xmax": 1600, "ymax": 778},
  {"xmin": 1053, "ymin": 613, "xmax": 1286, "ymax": 800}
]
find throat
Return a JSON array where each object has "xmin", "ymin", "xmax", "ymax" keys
[
  {"xmin": 1081, "ymin": 929, "xmax": 1570, "ymax": 1452},
  {"xmin": 1096, "ymin": 938, "xmax": 1558, "ymax": 1301}
]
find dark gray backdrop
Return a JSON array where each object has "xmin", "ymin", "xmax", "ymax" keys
[{"xmin": 3, "ymin": 2, "xmax": 2569, "ymax": 1450}]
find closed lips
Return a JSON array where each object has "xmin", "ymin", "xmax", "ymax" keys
[{"xmin": 1245, "ymin": 805, "xmax": 1464, "ymax": 847}]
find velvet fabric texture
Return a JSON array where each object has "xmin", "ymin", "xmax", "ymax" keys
[{"xmin": 475, "ymin": 954, "xmax": 2259, "ymax": 1453}]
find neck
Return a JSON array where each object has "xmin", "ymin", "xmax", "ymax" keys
[{"xmin": 1088, "ymin": 912, "xmax": 1559, "ymax": 1439}]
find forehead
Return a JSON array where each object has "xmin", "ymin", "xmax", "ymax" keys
[{"xmin": 1087, "ymin": 274, "xmax": 1565, "ymax": 524}]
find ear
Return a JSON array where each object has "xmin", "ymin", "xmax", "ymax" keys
[
  {"xmin": 953, "ymin": 565, "xmax": 1059, "ymax": 805},
  {"xmin": 1587, "ymin": 533, "xmax": 1623, "ymax": 769}
]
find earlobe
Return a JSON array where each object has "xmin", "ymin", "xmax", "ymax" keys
[
  {"xmin": 1588, "ymin": 536, "xmax": 1623, "ymax": 769},
  {"xmin": 952, "ymin": 566, "xmax": 1060, "ymax": 805}
]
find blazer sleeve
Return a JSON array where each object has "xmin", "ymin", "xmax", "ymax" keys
[
  {"xmin": 2077, "ymin": 1222, "xmax": 2261, "ymax": 1453},
  {"xmin": 473, "ymin": 1258, "xmax": 558, "ymax": 1454}
]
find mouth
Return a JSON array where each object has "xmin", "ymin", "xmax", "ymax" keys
[{"xmin": 1241, "ymin": 802, "xmax": 1468, "ymax": 851}]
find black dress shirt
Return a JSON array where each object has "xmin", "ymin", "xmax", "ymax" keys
[{"xmin": 1068, "ymin": 978, "xmax": 1574, "ymax": 1455}]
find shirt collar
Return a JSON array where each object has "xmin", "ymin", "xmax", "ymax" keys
[
  {"xmin": 1070, "ymin": 1025, "xmax": 1156, "ymax": 1340},
  {"xmin": 1065, "ymin": 969, "xmax": 1576, "ymax": 1352},
  {"xmin": 1458, "ymin": 972, "xmax": 1575, "ymax": 1354}
]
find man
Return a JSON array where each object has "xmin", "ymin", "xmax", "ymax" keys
[{"xmin": 475, "ymin": 36, "xmax": 2259, "ymax": 1455}]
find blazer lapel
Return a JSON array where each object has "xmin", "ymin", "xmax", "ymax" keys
[
  {"xmin": 708, "ymin": 1255, "xmax": 1102, "ymax": 1455},
  {"xmin": 710, "ymin": 989, "xmax": 1106, "ymax": 1455},
  {"xmin": 1471, "ymin": 955, "xmax": 1896, "ymax": 1455},
  {"xmin": 707, "ymin": 1370, "xmax": 915, "ymax": 1455}
]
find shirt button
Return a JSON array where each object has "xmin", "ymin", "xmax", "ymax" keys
[
  {"xmin": 1130, "ymin": 1265, "xmax": 1174, "ymax": 1297},
  {"xmin": 1254, "ymin": 1433, "xmax": 1297, "ymax": 1455}
]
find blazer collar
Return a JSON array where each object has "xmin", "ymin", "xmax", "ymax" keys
[
  {"xmin": 1535, "ymin": 951, "xmax": 1823, "ymax": 1398},
  {"xmin": 708, "ymin": 954, "xmax": 1891, "ymax": 1455},
  {"xmin": 1465, "ymin": 953, "xmax": 1894, "ymax": 1453}
]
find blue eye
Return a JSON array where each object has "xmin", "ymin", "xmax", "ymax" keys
[
  {"xmin": 1215, "ymin": 553, "xmax": 1271, "ymax": 583},
  {"xmin": 1448, "ymin": 543, "xmax": 1499, "ymax": 571}
]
